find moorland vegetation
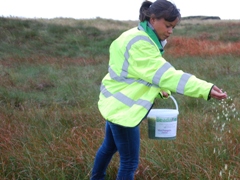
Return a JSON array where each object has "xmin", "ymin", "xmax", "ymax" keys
[{"xmin": 0, "ymin": 17, "xmax": 240, "ymax": 179}]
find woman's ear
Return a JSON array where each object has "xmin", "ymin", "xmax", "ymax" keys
[{"xmin": 149, "ymin": 16, "xmax": 155, "ymax": 24}]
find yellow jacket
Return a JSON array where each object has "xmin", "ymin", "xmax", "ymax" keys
[{"xmin": 98, "ymin": 21, "xmax": 213, "ymax": 127}]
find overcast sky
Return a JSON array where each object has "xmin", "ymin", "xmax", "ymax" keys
[{"xmin": 0, "ymin": 0, "xmax": 239, "ymax": 20}]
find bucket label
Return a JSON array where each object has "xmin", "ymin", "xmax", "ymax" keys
[{"xmin": 155, "ymin": 117, "xmax": 177, "ymax": 138}]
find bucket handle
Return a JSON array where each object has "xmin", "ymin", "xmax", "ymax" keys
[{"xmin": 169, "ymin": 95, "xmax": 178, "ymax": 111}]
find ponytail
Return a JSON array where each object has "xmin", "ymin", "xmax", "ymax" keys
[{"xmin": 139, "ymin": 1, "xmax": 153, "ymax": 21}]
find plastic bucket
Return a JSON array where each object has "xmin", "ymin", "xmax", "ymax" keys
[{"xmin": 147, "ymin": 95, "xmax": 179, "ymax": 140}]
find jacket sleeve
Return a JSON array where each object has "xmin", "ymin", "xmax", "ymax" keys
[{"xmin": 127, "ymin": 38, "xmax": 213, "ymax": 100}]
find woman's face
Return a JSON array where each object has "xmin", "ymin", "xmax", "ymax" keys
[{"xmin": 150, "ymin": 17, "xmax": 179, "ymax": 41}]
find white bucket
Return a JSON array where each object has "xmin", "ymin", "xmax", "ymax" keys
[{"xmin": 147, "ymin": 95, "xmax": 179, "ymax": 140}]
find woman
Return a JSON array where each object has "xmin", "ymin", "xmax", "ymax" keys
[{"xmin": 91, "ymin": 0, "xmax": 227, "ymax": 179}]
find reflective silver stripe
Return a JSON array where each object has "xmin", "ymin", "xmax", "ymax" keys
[
  {"xmin": 101, "ymin": 84, "xmax": 152, "ymax": 110},
  {"xmin": 115, "ymin": 92, "xmax": 152, "ymax": 109},
  {"xmin": 114, "ymin": 92, "xmax": 133, "ymax": 106},
  {"xmin": 100, "ymin": 84, "xmax": 111, "ymax": 98},
  {"xmin": 177, "ymin": 73, "xmax": 192, "ymax": 94},
  {"xmin": 152, "ymin": 62, "xmax": 172, "ymax": 85},
  {"xmin": 137, "ymin": 99, "xmax": 152, "ymax": 109},
  {"xmin": 100, "ymin": 35, "xmax": 158, "ymax": 110},
  {"xmin": 109, "ymin": 35, "xmax": 155, "ymax": 87},
  {"xmin": 121, "ymin": 35, "xmax": 154, "ymax": 78},
  {"xmin": 109, "ymin": 67, "xmax": 135, "ymax": 84},
  {"xmin": 109, "ymin": 66, "xmax": 153, "ymax": 86}
]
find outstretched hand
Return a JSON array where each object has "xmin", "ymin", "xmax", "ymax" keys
[{"xmin": 210, "ymin": 85, "xmax": 227, "ymax": 100}]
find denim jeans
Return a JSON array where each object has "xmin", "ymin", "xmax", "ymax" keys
[{"xmin": 90, "ymin": 121, "xmax": 140, "ymax": 180}]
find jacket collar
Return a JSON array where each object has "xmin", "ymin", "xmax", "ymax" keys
[{"xmin": 138, "ymin": 21, "xmax": 167, "ymax": 55}]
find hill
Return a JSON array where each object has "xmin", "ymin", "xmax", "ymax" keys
[{"xmin": 182, "ymin": 15, "xmax": 221, "ymax": 20}]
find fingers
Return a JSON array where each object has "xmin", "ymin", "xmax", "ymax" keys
[
  {"xmin": 162, "ymin": 91, "xmax": 169, "ymax": 97},
  {"xmin": 212, "ymin": 85, "xmax": 223, "ymax": 93},
  {"xmin": 214, "ymin": 92, "xmax": 227, "ymax": 100},
  {"xmin": 210, "ymin": 86, "xmax": 227, "ymax": 100}
]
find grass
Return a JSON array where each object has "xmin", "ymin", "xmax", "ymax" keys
[
  {"xmin": 0, "ymin": 17, "xmax": 240, "ymax": 179},
  {"xmin": 0, "ymin": 17, "xmax": 124, "ymax": 59}
]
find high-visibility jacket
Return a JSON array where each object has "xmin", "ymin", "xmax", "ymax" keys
[{"xmin": 98, "ymin": 22, "xmax": 213, "ymax": 127}]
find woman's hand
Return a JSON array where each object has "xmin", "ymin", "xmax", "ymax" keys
[
  {"xmin": 162, "ymin": 91, "xmax": 169, "ymax": 98},
  {"xmin": 210, "ymin": 85, "xmax": 227, "ymax": 100}
]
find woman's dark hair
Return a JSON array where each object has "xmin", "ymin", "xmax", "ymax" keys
[{"xmin": 139, "ymin": 0, "xmax": 181, "ymax": 22}]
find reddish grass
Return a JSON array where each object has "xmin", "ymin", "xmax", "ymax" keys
[
  {"xmin": 0, "ymin": 113, "xmax": 24, "ymax": 155},
  {"xmin": 1, "ymin": 37, "xmax": 239, "ymax": 67},
  {"xmin": 167, "ymin": 37, "xmax": 240, "ymax": 58}
]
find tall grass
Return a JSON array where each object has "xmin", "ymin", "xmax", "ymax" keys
[{"xmin": 0, "ymin": 17, "xmax": 239, "ymax": 179}]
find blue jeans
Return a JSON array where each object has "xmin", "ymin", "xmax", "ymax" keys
[{"xmin": 91, "ymin": 121, "xmax": 140, "ymax": 180}]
